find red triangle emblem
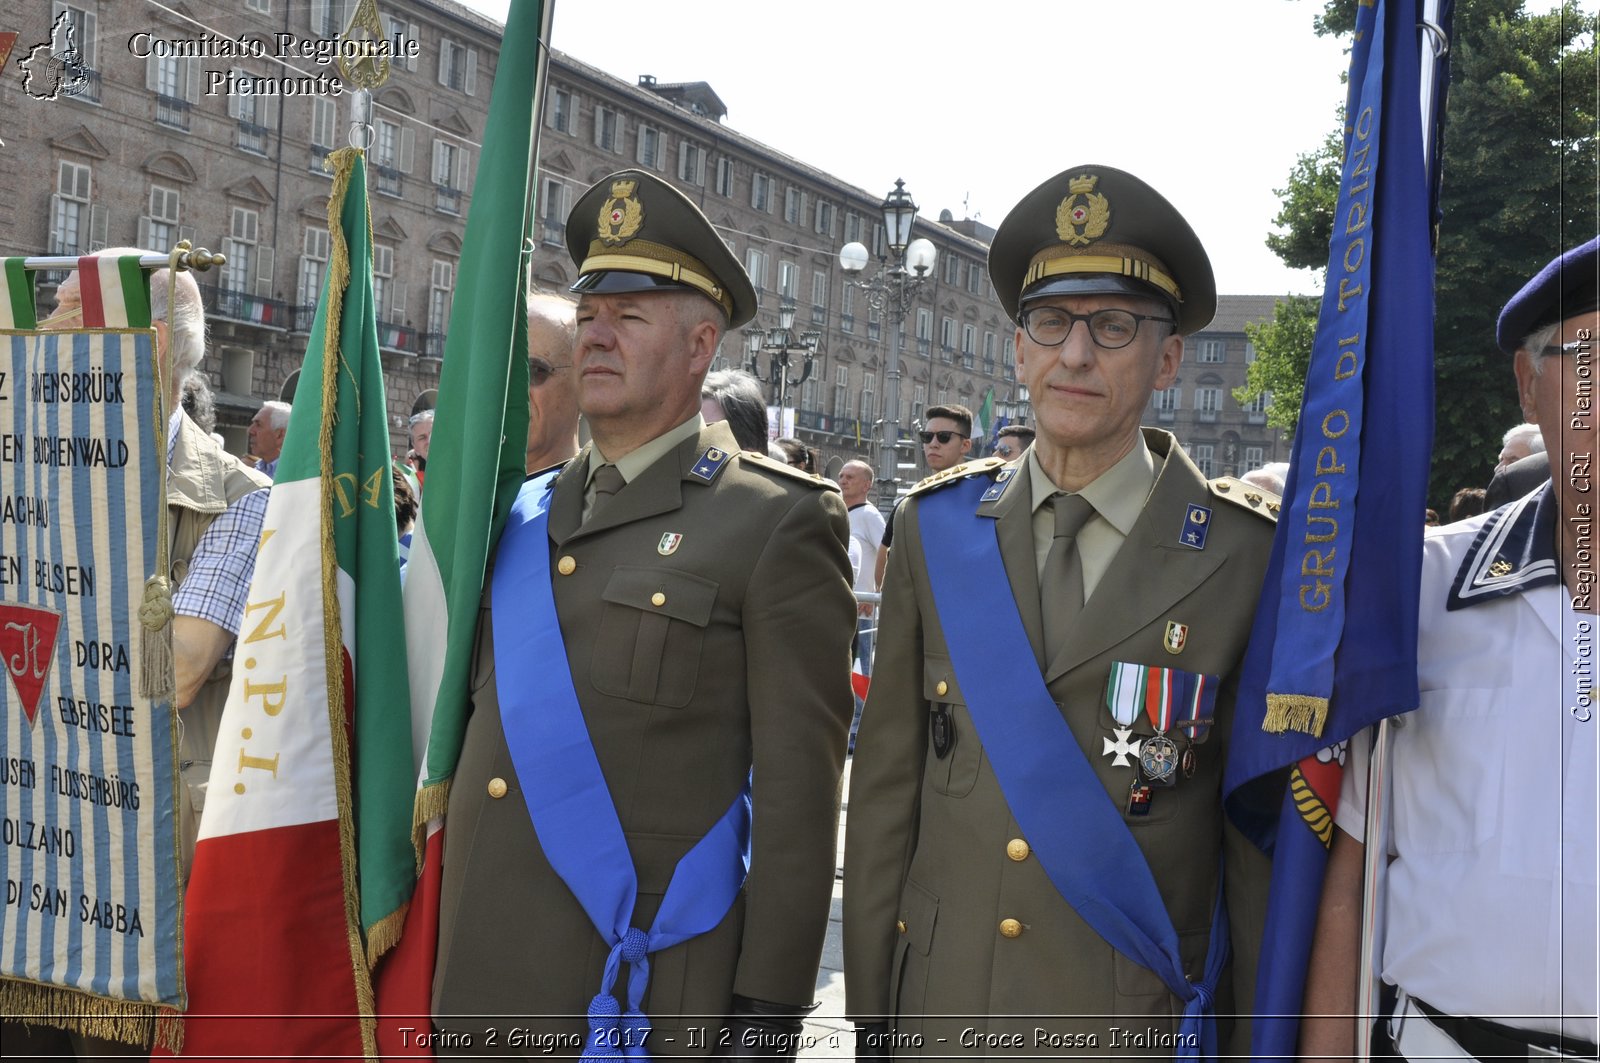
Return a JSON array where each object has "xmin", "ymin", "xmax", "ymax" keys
[{"xmin": 0, "ymin": 604, "xmax": 63, "ymax": 727}]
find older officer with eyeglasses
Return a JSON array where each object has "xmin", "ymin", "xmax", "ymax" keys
[
  {"xmin": 524, "ymin": 288, "xmax": 582, "ymax": 477},
  {"xmin": 844, "ymin": 165, "xmax": 1278, "ymax": 1058}
]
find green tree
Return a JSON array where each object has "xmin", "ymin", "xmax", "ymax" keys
[{"xmin": 1239, "ymin": 0, "xmax": 1598, "ymax": 507}]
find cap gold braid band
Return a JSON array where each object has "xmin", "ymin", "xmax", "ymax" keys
[
  {"xmin": 580, "ymin": 239, "xmax": 733, "ymax": 319},
  {"xmin": 1021, "ymin": 242, "xmax": 1182, "ymax": 306}
]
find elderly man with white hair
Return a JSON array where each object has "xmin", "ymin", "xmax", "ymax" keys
[{"xmin": 248, "ymin": 399, "xmax": 292, "ymax": 479}]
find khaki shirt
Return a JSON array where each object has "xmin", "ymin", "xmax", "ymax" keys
[
  {"xmin": 581, "ymin": 414, "xmax": 706, "ymax": 520},
  {"xmin": 1027, "ymin": 434, "xmax": 1157, "ymax": 598}
]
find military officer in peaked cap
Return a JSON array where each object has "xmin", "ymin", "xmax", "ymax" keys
[
  {"xmin": 844, "ymin": 166, "xmax": 1277, "ymax": 1058},
  {"xmin": 432, "ymin": 170, "xmax": 857, "ymax": 1058},
  {"xmin": 1303, "ymin": 237, "xmax": 1599, "ymax": 1061}
]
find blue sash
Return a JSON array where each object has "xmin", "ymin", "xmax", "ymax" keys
[
  {"xmin": 919, "ymin": 477, "xmax": 1227, "ymax": 1059},
  {"xmin": 492, "ymin": 471, "xmax": 752, "ymax": 1061}
]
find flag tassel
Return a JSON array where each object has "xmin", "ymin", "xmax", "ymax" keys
[
  {"xmin": 1263, "ymin": 692, "xmax": 1330, "ymax": 737},
  {"xmin": 0, "ymin": 980, "xmax": 181, "ymax": 1051}
]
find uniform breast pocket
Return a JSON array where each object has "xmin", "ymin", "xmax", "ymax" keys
[
  {"xmin": 591, "ymin": 566, "xmax": 718, "ymax": 708},
  {"xmin": 922, "ymin": 656, "xmax": 982, "ymax": 797}
]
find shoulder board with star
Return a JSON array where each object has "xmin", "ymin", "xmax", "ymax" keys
[
  {"xmin": 1208, "ymin": 477, "xmax": 1279, "ymax": 521},
  {"xmin": 905, "ymin": 456, "xmax": 1009, "ymax": 499},
  {"xmin": 739, "ymin": 450, "xmax": 836, "ymax": 489}
]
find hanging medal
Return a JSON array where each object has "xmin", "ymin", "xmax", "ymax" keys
[
  {"xmin": 1175, "ymin": 669, "xmax": 1218, "ymax": 746},
  {"xmin": 1104, "ymin": 661, "xmax": 1146, "ymax": 728},
  {"xmin": 1139, "ymin": 668, "xmax": 1179, "ymax": 786}
]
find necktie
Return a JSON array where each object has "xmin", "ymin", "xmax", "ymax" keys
[
  {"xmin": 1040, "ymin": 492, "xmax": 1095, "ymax": 654},
  {"xmin": 587, "ymin": 462, "xmax": 625, "ymax": 522}
]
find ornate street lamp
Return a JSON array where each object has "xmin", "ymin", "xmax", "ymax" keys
[
  {"xmin": 744, "ymin": 302, "xmax": 821, "ymax": 412},
  {"xmin": 839, "ymin": 179, "xmax": 937, "ymax": 512}
]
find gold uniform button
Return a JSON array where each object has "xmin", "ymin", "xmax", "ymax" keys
[
  {"xmin": 935, "ymin": 680, "xmax": 949, "ymax": 697},
  {"xmin": 651, "ymin": 592, "xmax": 667, "ymax": 607},
  {"xmin": 556, "ymin": 556, "xmax": 577, "ymax": 576},
  {"xmin": 1006, "ymin": 838, "xmax": 1030, "ymax": 862},
  {"xmin": 487, "ymin": 778, "xmax": 508, "ymax": 799},
  {"xmin": 999, "ymin": 918, "xmax": 1023, "ymax": 939},
  {"xmin": 896, "ymin": 920, "xmax": 908, "ymax": 935}
]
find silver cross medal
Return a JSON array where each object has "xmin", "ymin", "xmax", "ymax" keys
[{"xmin": 1103, "ymin": 727, "xmax": 1142, "ymax": 768}]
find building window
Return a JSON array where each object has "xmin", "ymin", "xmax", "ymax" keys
[
  {"xmin": 1244, "ymin": 341, "xmax": 1258, "ymax": 364},
  {"xmin": 433, "ymin": 139, "xmax": 471, "ymax": 214},
  {"xmin": 751, "ymin": 173, "xmax": 773, "ymax": 213},
  {"xmin": 912, "ymin": 384, "xmax": 926, "ymax": 420},
  {"xmin": 1193, "ymin": 444, "xmax": 1215, "ymax": 477},
  {"xmin": 861, "ymin": 372, "xmax": 876, "ymax": 422},
  {"xmin": 438, "ymin": 37, "xmax": 478, "ymax": 95},
  {"xmin": 298, "ymin": 226, "xmax": 329, "ymax": 308},
  {"xmin": 549, "ymin": 87, "xmax": 575, "ymax": 134},
  {"xmin": 714, "ymin": 157, "xmax": 735, "ymax": 197},
  {"xmin": 983, "ymin": 330, "xmax": 996, "ymax": 371},
  {"xmin": 222, "ymin": 206, "xmax": 259, "ymax": 296},
  {"xmin": 1244, "ymin": 445, "xmax": 1265, "ymax": 471},
  {"xmin": 1153, "ymin": 386, "xmax": 1181, "ymax": 419},
  {"xmin": 147, "ymin": 53, "xmax": 196, "ymax": 130},
  {"xmin": 429, "ymin": 259, "xmax": 453, "ymax": 338},
  {"xmin": 310, "ymin": 0, "xmax": 356, "ymax": 36},
  {"xmin": 593, "ymin": 106, "xmax": 621, "ymax": 152},
  {"xmin": 678, "ymin": 141, "xmax": 705, "ymax": 185},
  {"xmin": 1196, "ymin": 338, "xmax": 1225, "ymax": 363},
  {"xmin": 844, "ymin": 212, "xmax": 863, "ymax": 244},
  {"xmin": 140, "ymin": 185, "xmax": 180, "ymax": 252},
  {"xmin": 745, "ymin": 248, "xmax": 768, "ymax": 293},
  {"xmin": 230, "ymin": 76, "xmax": 274, "ymax": 154},
  {"xmin": 246, "ymin": 0, "xmax": 270, "ymax": 12},
  {"xmin": 309, "ymin": 96, "xmax": 338, "ymax": 169},
  {"xmin": 938, "ymin": 316, "xmax": 954, "ymax": 359},
  {"xmin": 943, "ymin": 254, "xmax": 959, "ymax": 285},
  {"xmin": 778, "ymin": 260, "xmax": 798, "ymax": 301},
  {"xmin": 811, "ymin": 270, "xmax": 828, "ymax": 324},
  {"xmin": 1244, "ymin": 391, "xmax": 1271, "ymax": 422},
  {"xmin": 867, "ymin": 304, "xmax": 882, "ymax": 342},
  {"xmin": 50, "ymin": 161, "xmax": 92, "ymax": 255},
  {"xmin": 961, "ymin": 324, "xmax": 977, "ymax": 367},
  {"xmin": 636, "ymin": 125, "xmax": 662, "ymax": 169},
  {"xmin": 871, "ymin": 223, "xmax": 886, "ymax": 258},
  {"xmin": 373, "ymin": 118, "xmax": 413, "ymax": 196},
  {"xmin": 834, "ymin": 365, "xmax": 851, "ymax": 418},
  {"xmin": 540, "ymin": 177, "xmax": 567, "ymax": 246},
  {"xmin": 381, "ymin": 14, "xmax": 420, "ymax": 72},
  {"xmin": 372, "ymin": 243, "xmax": 394, "ymax": 321},
  {"xmin": 52, "ymin": 3, "xmax": 98, "ymax": 83},
  {"xmin": 967, "ymin": 262, "xmax": 983, "ymax": 294},
  {"xmin": 841, "ymin": 284, "xmax": 855, "ymax": 333},
  {"xmin": 916, "ymin": 309, "xmax": 934, "ymax": 356},
  {"xmin": 814, "ymin": 201, "xmax": 834, "ymax": 237},
  {"xmin": 783, "ymin": 186, "xmax": 802, "ymax": 225},
  {"xmin": 1196, "ymin": 386, "xmax": 1223, "ymax": 420}
]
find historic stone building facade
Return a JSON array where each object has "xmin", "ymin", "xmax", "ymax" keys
[{"xmin": 1, "ymin": 0, "xmax": 1283, "ymax": 478}]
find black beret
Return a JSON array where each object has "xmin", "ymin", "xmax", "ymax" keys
[
  {"xmin": 1496, "ymin": 236, "xmax": 1600, "ymax": 355},
  {"xmin": 987, "ymin": 165, "xmax": 1215, "ymax": 335},
  {"xmin": 566, "ymin": 169, "xmax": 758, "ymax": 329}
]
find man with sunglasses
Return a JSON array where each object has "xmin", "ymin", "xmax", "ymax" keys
[
  {"xmin": 994, "ymin": 424, "xmax": 1035, "ymax": 462},
  {"xmin": 845, "ymin": 167, "xmax": 1277, "ymax": 1057},
  {"xmin": 524, "ymin": 289, "xmax": 582, "ymax": 477},
  {"xmin": 872, "ymin": 404, "xmax": 974, "ymax": 592}
]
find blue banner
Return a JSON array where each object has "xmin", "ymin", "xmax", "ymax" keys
[
  {"xmin": 0, "ymin": 329, "xmax": 185, "ymax": 1024},
  {"xmin": 1222, "ymin": 0, "xmax": 1447, "ymax": 1059}
]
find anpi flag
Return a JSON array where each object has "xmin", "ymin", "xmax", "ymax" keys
[
  {"xmin": 165, "ymin": 147, "xmax": 414, "ymax": 1058},
  {"xmin": 377, "ymin": 0, "xmax": 547, "ymax": 1041},
  {"xmin": 1221, "ymin": 0, "xmax": 1448, "ymax": 1058}
]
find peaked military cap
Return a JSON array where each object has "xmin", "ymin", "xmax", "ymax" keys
[
  {"xmin": 566, "ymin": 169, "xmax": 758, "ymax": 328},
  {"xmin": 988, "ymin": 165, "xmax": 1216, "ymax": 335},
  {"xmin": 1496, "ymin": 236, "xmax": 1600, "ymax": 355}
]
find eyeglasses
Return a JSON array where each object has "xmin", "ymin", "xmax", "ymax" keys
[
  {"xmin": 1019, "ymin": 307, "xmax": 1173, "ymax": 350},
  {"xmin": 995, "ymin": 444, "xmax": 1017, "ymax": 458},
  {"xmin": 529, "ymin": 359, "xmax": 571, "ymax": 387},
  {"xmin": 919, "ymin": 430, "xmax": 967, "ymax": 445},
  {"xmin": 1539, "ymin": 340, "xmax": 1590, "ymax": 358}
]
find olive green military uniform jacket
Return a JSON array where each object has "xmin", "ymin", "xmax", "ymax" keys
[
  {"xmin": 843, "ymin": 429, "xmax": 1276, "ymax": 1058},
  {"xmin": 433, "ymin": 423, "xmax": 856, "ymax": 1055}
]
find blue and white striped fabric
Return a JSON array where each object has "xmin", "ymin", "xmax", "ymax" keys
[{"xmin": 0, "ymin": 329, "xmax": 184, "ymax": 1014}]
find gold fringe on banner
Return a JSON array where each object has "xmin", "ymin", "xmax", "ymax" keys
[
  {"xmin": 0, "ymin": 978, "xmax": 182, "ymax": 1051},
  {"xmin": 412, "ymin": 780, "xmax": 451, "ymax": 864},
  {"xmin": 1263, "ymin": 693, "xmax": 1330, "ymax": 737},
  {"xmin": 320, "ymin": 145, "xmax": 380, "ymax": 1061}
]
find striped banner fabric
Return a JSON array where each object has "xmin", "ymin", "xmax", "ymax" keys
[
  {"xmin": 75, "ymin": 257, "xmax": 151, "ymax": 331},
  {"xmin": 1, "ymin": 261, "xmax": 36, "ymax": 331},
  {"xmin": 0, "ymin": 329, "xmax": 184, "ymax": 1032}
]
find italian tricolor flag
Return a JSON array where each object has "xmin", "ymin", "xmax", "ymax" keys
[{"xmin": 160, "ymin": 148, "xmax": 417, "ymax": 1058}]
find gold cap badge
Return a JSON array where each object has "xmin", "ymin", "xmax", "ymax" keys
[
  {"xmin": 1056, "ymin": 173, "xmax": 1111, "ymax": 246},
  {"xmin": 598, "ymin": 179, "xmax": 644, "ymax": 245}
]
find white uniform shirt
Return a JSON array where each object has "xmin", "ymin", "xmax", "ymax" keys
[
  {"xmin": 847, "ymin": 502, "xmax": 885, "ymax": 595},
  {"xmin": 1339, "ymin": 489, "xmax": 1598, "ymax": 1041}
]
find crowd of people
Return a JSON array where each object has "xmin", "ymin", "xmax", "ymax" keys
[{"xmin": 3, "ymin": 158, "xmax": 1595, "ymax": 1063}]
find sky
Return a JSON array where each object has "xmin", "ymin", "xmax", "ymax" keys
[{"xmin": 462, "ymin": 0, "xmax": 1366, "ymax": 296}]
